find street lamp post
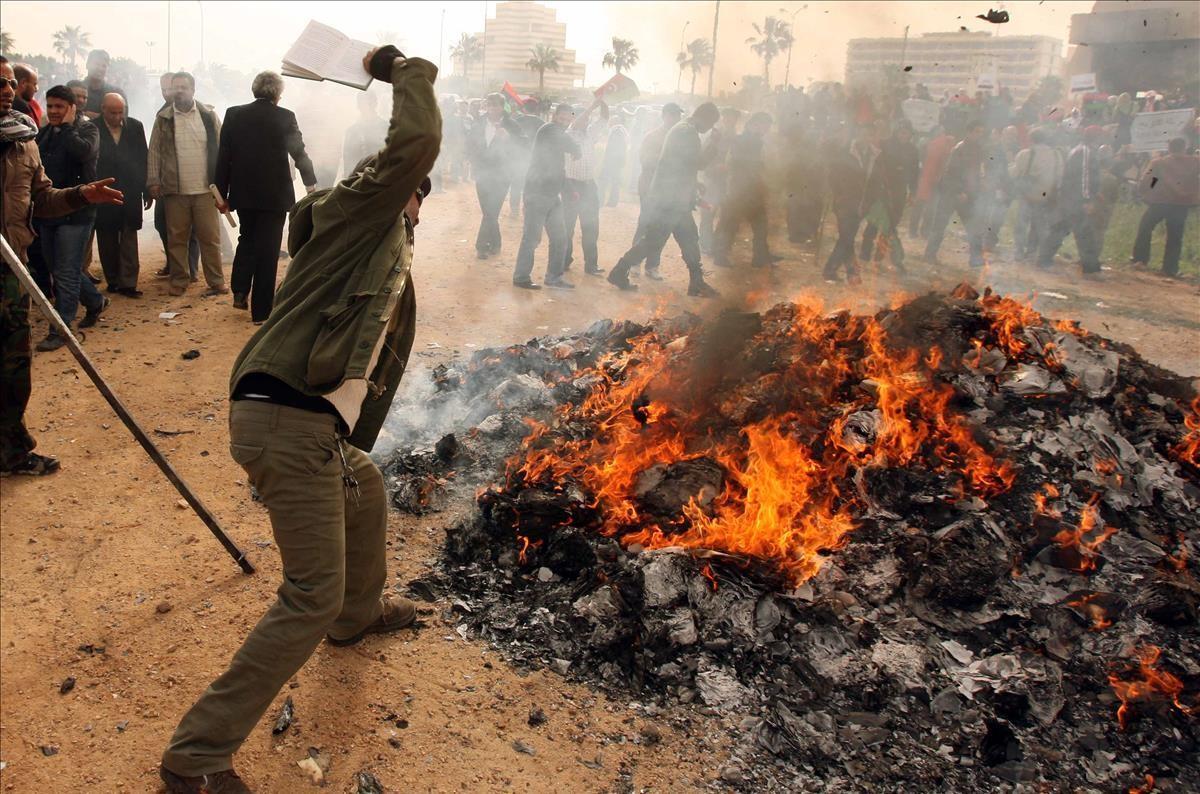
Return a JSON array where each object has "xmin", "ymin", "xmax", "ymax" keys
[
  {"xmin": 197, "ymin": 1, "xmax": 205, "ymax": 69},
  {"xmin": 146, "ymin": 40, "xmax": 155, "ymax": 72},
  {"xmin": 707, "ymin": 0, "xmax": 720, "ymax": 98},
  {"xmin": 781, "ymin": 6, "xmax": 800, "ymax": 90},
  {"xmin": 438, "ymin": 9, "xmax": 445, "ymax": 73},
  {"xmin": 676, "ymin": 20, "xmax": 690, "ymax": 94}
]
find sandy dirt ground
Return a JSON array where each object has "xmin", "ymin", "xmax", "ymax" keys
[{"xmin": 1, "ymin": 181, "xmax": 1197, "ymax": 792}]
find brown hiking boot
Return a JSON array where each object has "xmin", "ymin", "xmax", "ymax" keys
[
  {"xmin": 160, "ymin": 766, "xmax": 252, "ymax": 793},
  {"xmin": 327, "ymin": 596, "xmax": 417, "ymax": 647}
]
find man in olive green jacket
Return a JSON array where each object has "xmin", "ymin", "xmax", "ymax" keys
[{"xmin": 160, "ymin": 47, "xmax": 441, "ymax": 794}]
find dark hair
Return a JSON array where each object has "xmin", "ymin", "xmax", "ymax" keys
[
  {"xmin": 1168, "ymin": 137, "xmax": 1186, "ymax": 154},
  {"xmin": 45, "ymin": 85, "xmax": 76, "ymax": 104},
  {"xmin": 87, "ymin": 49, "xmax": 111, "ymax": 64},
  {"xmin": 720, "ymin": 106, "xmax": 742, "ymax": 120},
  {"xmin": 554, "ymin": 102, "xmax": 574, "ymax": 117},
  {"xmin": 692, "ymin": 102, "xmax": 720, "ymax": 127},
  {"xmin": 0, "ymin": 55, "xmax": 8, "ymax": 67},
  {"xmin": 173, "ymin": 71, "xmax": 196, "ymax": 89},
  {"xmin": 66, "ymin": 79, "xmax": 87, "ymax": 91}
]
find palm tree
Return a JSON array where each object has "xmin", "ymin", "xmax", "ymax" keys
[
  {"xmin": 0, "ymin": 29, "xmax": 14, "ymax": 56},
  {"xmin": 449, "ymin": 33, "xmax": 482, "ymax": 80},
  {"xmin": 53, "ymin": 25, "xmax": 91, "ymax": 73},
  {"xmin": 526, "ymin": 44, "xmax": 560, "ymax": 92},
  {"xmin": 675, "ymin": 49, "xmax": 688, "ymax": 93},
  {"xmin": 602, "ymin": 37, "xmax": 639, "ymax": 75},
  {"xmin": 684, "ymin": 38, "xmax": 713, "ymax": 96},
  {"xmin": 746, "ymin": 16, "xmax": 791, "ymax": 87}
]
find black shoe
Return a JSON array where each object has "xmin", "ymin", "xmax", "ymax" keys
[
  {"xmin": 607, "ymin": 269, "xmax": 638, "ymax": 291},
  {"xmin": 0, "ymin": 452, "xmax": 61, "ymax": 477},
  {"xmin": 584, "ymin": 266, "xmax": 606, "ymax": 276},
  {"xmin": 35, "ymin": 334, "xmax": 66, "ymax": 352},
  {"xmin": 513, "ymin": 279, "xmax": 542, "ymax": 290},
  {"xmin": 644, "ymin": 269, "xmax": 664, "ymax": 282},
  {"xmin": 106, "ymin": 284, "xmax": 121, "ymax": 293},
  {"xmin": 476, "ymin": 250, "xmax": 490, "ymax": 260},
  {"xmin": 78, "ymin": 297, "xmax": 109, "ymax": 329},
  {"xmin": 544, "ymin": 277, "xmax": 576, "ymax": 290},
  {"xmin": 688, "ymin": 279, "xmax": 719, "ymax": 298},
  {"xmin": 155, "ymin": 266, "xmax": 170, "ymax": 278},
  {"xmin": 87, "ymin": 273, "xmax": 102, "ymax": 285},
  {"xmin": 232, "ymin": 293, "xmax": 249, "ymax": 310},
  {"xmin": 117, "ymin": 287, "xmax": 144, "ymax": 298}
]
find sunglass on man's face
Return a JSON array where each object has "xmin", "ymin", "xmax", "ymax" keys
[{"xmin": 0, "ymin": 78, "xmax": 18, "ymax": 91}]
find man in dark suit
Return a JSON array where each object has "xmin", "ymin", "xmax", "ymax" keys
[
  {"xmin": 95, "ymin": 93, "xmax": 149, "ymax": 296},
  {"xmin": 467, "ymin": 93, "xmax": 523, "ymax": 259},
  {"xmin": 214, "ymin": 71, "xmax": 317, "ymax": 322}
]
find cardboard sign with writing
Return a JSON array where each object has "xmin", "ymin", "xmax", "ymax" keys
[
  {"xmin": 1069, "ymin": 73, "xmax": 1097, "ymax": 93},
  {"xmin": 1130, "ymin": 108, "xmax": 1196, "ymax": 153},
  {"xmin": 976, "ymin": 73, "xmax": 996, "ymax": 92}
]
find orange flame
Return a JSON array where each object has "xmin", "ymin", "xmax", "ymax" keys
[
  {"xmin": 1130, "ymin": 774, "xmax": 1155, "ymax": 794},
  {"xmin": 1052, "ymin": 493, "xmax": 1118, "ymax": 573},
  {"xmin": 1065, "ymin": 592, "xmax": 1113, "ymax": 631},
  {"xmin": 1108, "ymin": 645, "xmax": 1196, "ymax": 729},
  {"xmin": 1173, "ymin": 396, "xmax": 1200, "ymax": 468},
  {"xmin": 509, "ymin": 298, "xmax": 1015, "ymax": 585},
  {"xmin": 1033, "ymin": 482, "xmax": 1062, "ymax": 519}
]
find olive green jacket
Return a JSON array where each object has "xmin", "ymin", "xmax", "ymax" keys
[{"xmin": 230, "ymin": 57, "xmax": 442, "ymax": 452}]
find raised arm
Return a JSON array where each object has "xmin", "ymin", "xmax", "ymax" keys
[{"xmin": 337, "ymin": 49, "xmax": 442, "ymax": 230}]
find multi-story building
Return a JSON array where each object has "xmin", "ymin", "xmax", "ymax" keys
[
  {"xmin": 1067, "ymin": 0, "xmax": 1200, "ymax": 94},
  {"xmin": 845, "ymin": 30, "xmax": 1063, "ymax": 99},
  {"xmin": 470, "ymin": 1, "xmax": 586, "ymax": 93}
]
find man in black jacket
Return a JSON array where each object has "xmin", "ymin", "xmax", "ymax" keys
[
  {"xmin": 214, "ymin": 71, "xmax": 317, "ymax": 322},
  {"xmin": 36, "ymin": 84, "xmax": 105, "ymax": 351},
  {"xmin": 859, "ymin": 122, "xmax": 919, "ymax": 273},
  {"xmin": 467, "ymin": 93, "xmax": 523, "ymax": 260},
  {"xmin": 95, "ymin": 93, "xmax": 149, "ymax": 297}
]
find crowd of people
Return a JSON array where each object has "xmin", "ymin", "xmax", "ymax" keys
[
  {"xmin": 429, "ymin": 77, "xmax": 1198, "ymax": 297},
  {"xmin": 3, "ymin": 43, "xmax": 1199, "ymax": 477}
]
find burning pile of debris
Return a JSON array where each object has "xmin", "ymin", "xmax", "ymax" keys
[{"xmin": 385, "ymin": 285, "xmax": 1199, "ymax": 790}]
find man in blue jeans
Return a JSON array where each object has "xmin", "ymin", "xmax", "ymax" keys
[
  {"xmin": 36, "ymin": 85, "xmax": 106, "ymax": 351},
  {"xmin": 511, "ymin": 102, "xmax": 580, "ymax": 290}
]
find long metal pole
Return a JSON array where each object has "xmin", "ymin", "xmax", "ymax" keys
[
  {"xmin": 707, "ymin": 0, "xmax": 720, "ymax": 98},
  {"xmin": 480, "ymin": 0, "xmax": 487, "ymax": 91},
  {"xmin": 676, "ymin": 20, "xmax": 690, "ymax": 94},
  {"xmin": 438, "ymin": 8, "xmax": 445, "ymax": 73},
  {"xmin": 1, "ymin": 235, "xmax": 255, "ymax": 575}
]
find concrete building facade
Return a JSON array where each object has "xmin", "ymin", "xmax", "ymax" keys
[
  {"xmin": 1067, "ymin": 1, "xmax": 1200, "ymax": 94},
  {"xmin": 845, "ymin": 30, "xmax": 1063, "ymax": 99},
  {"xmin": 472, "ymin": 1, "xmax": 586, "ymax": 93}
]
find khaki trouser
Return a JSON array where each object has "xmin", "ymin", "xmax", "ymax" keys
[
  {"xmin": 164, "ymin": 193, "xmax": 224, "ymax": 291},
  {"xmin": 162, "ymin": 400, "xmax": 387, "ymax": 777}
]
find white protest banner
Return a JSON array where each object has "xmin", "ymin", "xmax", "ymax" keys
[
  {"xmin": 1069, "ymin": 73, "xmax": 1097, "ymax": 93},
  {"xmin": 901, "ymin": 99, "xmax": 941, "ymax": 133},
  {"xmin": 1130, "ymin": 108, "xmax": 1195, "ymax": 153},
  {"xmin": 976, "ymin": 73, "xmax": 996, "ymax": 91}
]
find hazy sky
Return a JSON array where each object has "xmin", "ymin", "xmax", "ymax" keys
[{"xmin": 2, "ymin": 0, "xmax": 1095, "ymax": 91}]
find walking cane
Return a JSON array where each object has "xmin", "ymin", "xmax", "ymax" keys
[{"xmin": 1, "ymin": 234, "xmax": 255, "ymax": 575}]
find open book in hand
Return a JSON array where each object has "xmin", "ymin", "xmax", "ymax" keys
[{"xmin": 282, "ymin": 20, "xmax": 374, "ymax": 90}]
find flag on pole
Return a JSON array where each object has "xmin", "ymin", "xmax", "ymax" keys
[
  {"xmin": 594, "ymin": 73, "xmax": 639, "ymax": 104},
  {"xmin": 501, "ymin": 81, "xmax": 524, "ymax": 111}
]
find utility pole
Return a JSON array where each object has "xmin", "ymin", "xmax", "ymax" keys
[
  {"xmin": 781, "ymin": 6, "xmax": 800, "ymax": 90},
  {"xmin": 676, "ymin": 20, "xmax": 690, "ymax": 94},
  {"xmin": 438, "ymin": 8, "xmax": 445, "ymax": 73},
  {"xmin": 198, "ymin": 1, "xmax": 205, "ymax": 69},
  {"xmin": 146, "ymin": 40, "xmax": 155, "ymax": 72},
  {"xmin": 707, "ymin": 0, "xmax": 720, "ymax": 98},
  {"xmin": 480, "ymin": 0, "xmax": 487, "ymax": 91}
]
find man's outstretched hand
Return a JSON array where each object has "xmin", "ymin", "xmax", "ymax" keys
[{"xmin": 80, "ymin": 177, "xmax": 124, "ymax": 206}]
